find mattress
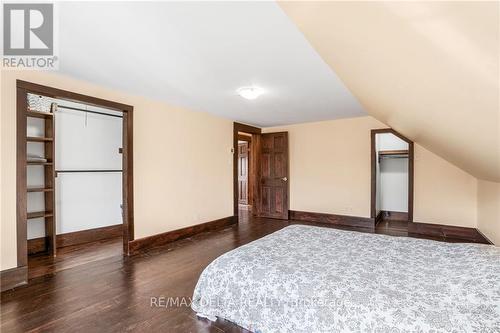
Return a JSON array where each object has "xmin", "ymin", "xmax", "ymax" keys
[{"xmin": 191, "ymin": 225, "xmax": 500, "ymax": 332}]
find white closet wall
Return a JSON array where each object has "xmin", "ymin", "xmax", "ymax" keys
[{"xmin": 27, "ymin": 99, "xmax": 123, "ymax": 239}]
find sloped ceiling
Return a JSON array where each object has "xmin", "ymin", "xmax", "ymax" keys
[{"xmin": 279, "ymin": 1, "xmax": 499, "ymax": 181}]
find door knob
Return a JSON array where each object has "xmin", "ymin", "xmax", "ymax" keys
[{"xmin": 281, "ymin": 177, "xmax": 288, "ymax": 181}]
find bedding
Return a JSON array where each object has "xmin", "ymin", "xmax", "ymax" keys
[{"xmin": 191, "ymin": 225, "xmax": 500, "ymax": 333}]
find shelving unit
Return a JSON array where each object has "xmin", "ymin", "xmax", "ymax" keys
[{"xmin": 25, "ymin": 102, "xmax": 57, "ymax": 257}]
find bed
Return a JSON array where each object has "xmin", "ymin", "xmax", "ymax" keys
[{"xmin": 191, "ymin": 225, "xmax": 500, "ymax": 332}]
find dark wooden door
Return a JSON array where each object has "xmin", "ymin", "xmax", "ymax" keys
[
  {"xmin": 238, "ymin": 142, "xmax": 248, "ymax": 204},
  {"xmin": 258, "ymin": 132, "xmax": 289, "ymax": 219}
]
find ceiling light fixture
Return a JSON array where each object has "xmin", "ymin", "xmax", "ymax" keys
[{"xmin": 237, "ymin": 86, "xmax": 265, "ymax": 100}]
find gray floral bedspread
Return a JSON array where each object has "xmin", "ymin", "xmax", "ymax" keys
[{"xmin": 191, "ymin": 225, "xmax": 500, "ymax": 332}]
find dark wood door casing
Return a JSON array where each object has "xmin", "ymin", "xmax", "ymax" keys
[
  {"xmin": 259, "ymin": 132, "xmax": 289, "ymax": 220},
  {"xmin": 238, "ymin": 142, "xmax": 249, "ymax": 204}
]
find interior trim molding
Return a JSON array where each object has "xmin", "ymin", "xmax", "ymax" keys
[
  {"xmin": 289, "ymin": 210, "xmax": 375, "ymax": 230},
  {"xmin": 128, "ymin": 216, "xmax": 237, "ymax": 255},
  {"xmin": 370, "ymin": 128, "xmax": 414, "ymax": 222},
  {"xmin": 0, "ymin": 266, "xmax": 28, "ymax": 292},
  {"xmin": 16, "ymin": 80, "xmax": 134, "ymax": 258},
  {"xmin": 28, "ymin": 224, "xmax": 123, "ymax": 254},
  {"xmin": 233, "ymin": 122, "xmax": 261, "ymax": 216},
  {"xmin": 408, "ymin": 222, "xmax": 493, "ymax": 244},
  {"xmin": 380, "ymin": 210, "xmax": 409, "ymax": 222}
]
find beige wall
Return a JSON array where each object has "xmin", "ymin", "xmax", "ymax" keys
[
  {"xmin": 1, "ymin": 71, "xmax": 233, "ymax": 270},
  {"xmin": 264, "ymin": 117, "xmax": 385, "ymax": 217},
  {"xmin": 264, "ymin": 116, "xmax": 479, "ymax": 227},
  {"xmin": 280, "ymin": 1, "xmax": 499, "ymax": 182},
  {"xmin": 477, "ymin": 180, "xmax": 500, "ymax": 245}
]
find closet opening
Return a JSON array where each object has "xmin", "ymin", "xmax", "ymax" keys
[
  {"xmin": 371, "ymin": 129, "xmax": 414, "ymax": 229},
  {"xmin": 16, "ymin": 80, "xmax": 134, "ymax": 282},
  {"xmin": 233, "ymin": 123, "xmax": 261, "ymax": 218}
]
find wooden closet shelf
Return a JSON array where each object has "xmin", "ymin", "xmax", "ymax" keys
[
  {"xmin": 27, "ymin": 161, "xmax": 53, "ymax": 166},
  {"xmin": 27, "ymin": 211, "xmax": 54, "ymax": 219},
  {"xmin": 27, "ymin": 137, "xmax": 53, "ymax": 142},
  {"xmin": 26, "ymin": 110, "xmax": 54, "ymax": 119},
  {"xmin": 379, "ymin": 150, "xmax": 409, "ymax": 156},
  {"xmin": 27, "ymin": 187, "xmax": 54, "ymax": 193}
]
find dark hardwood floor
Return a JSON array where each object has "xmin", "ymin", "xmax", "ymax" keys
[{"xmin": 1, "ymin": 211, "xmax": 486, "ymax": 333}]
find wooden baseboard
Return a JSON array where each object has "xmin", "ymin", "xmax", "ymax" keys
[
  {"xmin": 408, "ymin": 222, "xmax": 492, "ymax": 244},
  {"xmin": 1, "ymin": 266, "xmax": 27, "ymax": 292},
  {"xmin": 28, "ymin": 224, "xmax": 123, "ymax": 254},
  {"xmin": 381, "ymin": 210, "xmax": 409, "ymax": 221},
  {"xmin": 129, "ymin": 216, "xmax": 237, "ymax": 255},
  {"xmin": 289, "ymin": 210, "xmax": 375, "ymax": 230}
]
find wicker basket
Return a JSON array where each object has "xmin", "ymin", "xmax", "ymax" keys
[{"xmin": 27, "ymin": 94, "xmax": 52, "ymax": 113}]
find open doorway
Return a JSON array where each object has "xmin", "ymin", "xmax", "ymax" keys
[
  {"xmin": 238, "ymin": 133, "xmax": 251, "ymax": 210},
  {"xmin": 16, "ymin": 81, "xmax": 134, "ymax": 283},
  {"xmin": 233, "ymin": 123, "xmax": 261, "ymax": 217},
  {"xmin": 371, "ymin": 129, "xmax": 414, "ymax": 228}
]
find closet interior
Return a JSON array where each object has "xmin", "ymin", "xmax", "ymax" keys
[
  {"xmin": 23, "ymin": 91, "xmax": 124, "ymax": 263},
  {"xmin": 375, "ymin": 132, "xmax": 410, "ymax": 222}
]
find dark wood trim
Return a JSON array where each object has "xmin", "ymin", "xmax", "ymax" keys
[
  {"xmin": 129, "ymin": 216, "xmax": 237, "ymax": 255},
  {"xmin": 27, "ymin": 237, "xmax": 48, "ymax": 255},
  {"xmin": 380, "ymin": 210, "xmax": 409, "ymax": 222},
  {"xmin": 370, "ymin": 128, "xmax": 414, "ymax": 222},
  {"xmin": 122, "ymin": 107, "xmax": 134, "ymax": 255},
  {"xmin": 237, "ymin": 134, "xmax": 251, "ymax": 142},
  {"xmin": 375, "ymin": 211, "xmax": 383, "ymax": 225},
  {"xmin": 59, "ymin": 224, "xmax": 122, "ymax": 247},
  {"xmin": 476, "ymin": 229, "xmax": 494, "ymax": 245},
  {"xmin": 14, "ymin": 80, "xmax": 134, "ymax": 291},
  {"xmin": 28, "ymin": 224, "xmax": 123, "ymax": 254},
  {"xmin": 408, "ymin": 222, "xmax": 492, "ymax": 244},
  {"xmin": 16, "ymin": 80, "xmax": 133, "ymax": 112},
  {"xmin": 289, "ymin": 210, "xmax": 375, "ymax": 230},
  {"xmin": 0, "ymin": 266, "xmax": 27, "ymax": 292},
  {"xmin": 233, "ymin": 122, "xmax": 261, "ymax": 216},
  {"xmin": 16, "ymin": 87, "xmax": 28, "ymax": 267}
]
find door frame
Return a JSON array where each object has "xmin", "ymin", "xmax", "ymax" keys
[
  {"xmin": 16, "ymin": 80, "xmax": 135, "ymax": 277},
  {"xmin": 370, "ymin": 128, "xmax": 414, "ymax": 222},
  {"xmin": 237, "ymin": 140, "xmax": 250, "ymax": 205},
  {"xmin": 233, "ymin": 122, "xmax": 261, "ymax": 216}
]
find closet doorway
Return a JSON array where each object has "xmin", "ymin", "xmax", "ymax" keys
[
  {"xmin": 371, "ymin": 129, "xmax": 414, "ymax": 226},
  {"xmin": 16, "ymin": 81, "xmax": 134, "ymax": 282}
]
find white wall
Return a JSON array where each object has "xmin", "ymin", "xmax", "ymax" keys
[
  {"xmin": 55, "ymin": 101, "xmax": 123, "ymax": 234},
  {"xmin": 376, "ymin": 133, "xmax": 409, "ymax": 213},
  {"xmin": 27, "ymin": 98, "xmax": 123, "ymax": 239}
]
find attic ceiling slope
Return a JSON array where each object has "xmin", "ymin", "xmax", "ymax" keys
[{"xmin": 279, "ymin": 1, "xmax": 500, "ymax": 181}]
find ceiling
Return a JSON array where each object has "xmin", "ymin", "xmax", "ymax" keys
[
  {"xmin": 57, "ymin": 1, "xmax": 365, "ymax": 127},
  {"xmin": 280, "ymin": 1, "xmax": 499, "ymax": 181}
]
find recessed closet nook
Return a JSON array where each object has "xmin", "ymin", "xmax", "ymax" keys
[
  {"xmin": 375, "ymin": 132, "xmax": 410, "ymax": 222},
  {"xmin": 22, "ymin": 91, "xmax": 124, "ymax": 273}
]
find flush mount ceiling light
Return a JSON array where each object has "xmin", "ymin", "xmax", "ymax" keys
[{"xmin": 237, "ymin": 86, "xmax": 265, "ymax": 100}]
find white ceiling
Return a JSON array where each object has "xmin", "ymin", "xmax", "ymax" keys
[{"xmin": 58, "ymin": 1, "xmax": 365, "ymax": 127}]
